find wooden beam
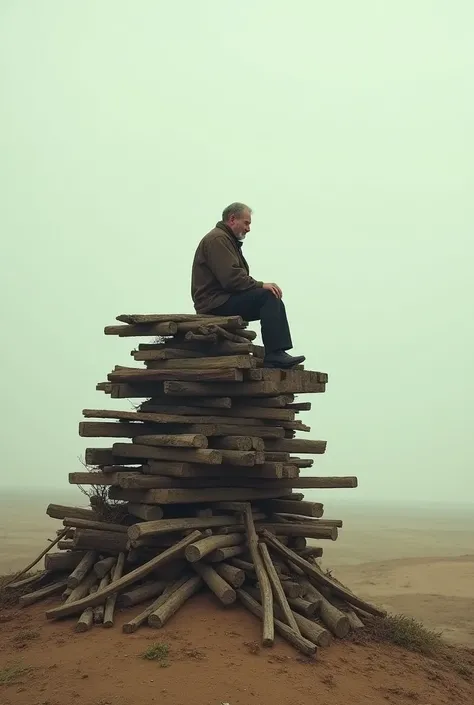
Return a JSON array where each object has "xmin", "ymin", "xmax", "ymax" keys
[
  {"xmin": 108, "ymin": 486, "xmax": 294, "ymax": 505},
  {"xmin": 107, "ymin": 367, "xmax": 243, "ymax": 383},
  {"xmin": 163, "ymin": 380, "xmax": 280, "ymax": 397}
]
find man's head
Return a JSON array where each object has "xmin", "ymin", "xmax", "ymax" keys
[{"xmin": 222, "ymin": 202, "xmax": 252, "ymax": 240}]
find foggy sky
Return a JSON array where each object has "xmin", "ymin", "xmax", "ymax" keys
[{"xmin": 1, "ymin": 1, "xmax": 473, "ymax": 503}]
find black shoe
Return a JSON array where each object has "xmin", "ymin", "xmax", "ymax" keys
[{"xmin": 263, "ymin": 350, "xmax": 306, "ymax": 369}]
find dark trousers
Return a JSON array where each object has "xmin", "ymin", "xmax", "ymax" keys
[{"xmin": 210, "ymin": 288, "xmax": 293, "ymax": 353}]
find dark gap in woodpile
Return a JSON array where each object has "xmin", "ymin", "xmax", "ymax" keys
[{"xmin": 9, "ymin": 312, "xmax": 385, "ymax": 659}]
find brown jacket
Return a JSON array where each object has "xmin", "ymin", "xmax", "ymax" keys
[{"xmin": 191, "ymin": 222, "xmax": 263, "ymax": 314}]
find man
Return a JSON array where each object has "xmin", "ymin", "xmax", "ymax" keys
[{"xmin": 191, "ymin": 202, "xmax": 305, "ymax": 368}]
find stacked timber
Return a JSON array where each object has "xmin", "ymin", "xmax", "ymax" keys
[{"xmin": 9, "ymin": 312, "xmax": 385, "ymax": 658}]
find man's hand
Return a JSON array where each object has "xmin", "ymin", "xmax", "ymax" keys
[{"xmin": 263, "ymin": 282, "xmax": 282, "ymax": 298}]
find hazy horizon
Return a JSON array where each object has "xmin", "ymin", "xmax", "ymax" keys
[{"xmin": 1, "ymin": 2, "xmax": 473, "ymax": 504}]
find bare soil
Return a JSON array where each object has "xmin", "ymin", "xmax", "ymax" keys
[{"xmin": 1, "ymin": 593, "xmax": 473, "ymax": 705}]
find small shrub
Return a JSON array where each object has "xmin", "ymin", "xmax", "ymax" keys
[
  {"xmin": 141, "ymin": 642, "xmax": 170, "ymax": 667},
  {"xmin": 0, "ymin": 662, "xmax": 32, "ymax": 685}
]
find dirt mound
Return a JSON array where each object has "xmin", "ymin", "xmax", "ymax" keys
[{"xmin": 1, "ymin": 594, "xmax": 473, "ymax": 705}]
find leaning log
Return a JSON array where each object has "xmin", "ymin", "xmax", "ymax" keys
[
  {"xmin": 191, "ymin": 562, "xmax": 236, "ymax": 606},
  {"xmin": 213, "ymin": 562, "xmax": 246, "ymax": 588},
  {"xmin": 258, "ymin": 542, "xmax": 301, "ymax": 635},
  {"xmin": 67, "ymin": 551, "xmax": 97, "ymax": 589},
  {"xmin": 122, "ymin": 577, "xmax": 188, "ymax": 633},
  {"xmin": 242, "ymin": 504, "xmax": 274, "ymax": 646},
  {"xmin": 103, "ymin": 552, "xmax": 125, "ymax": 627},
  {"xmin": 237, "ymin": 589, "xmax": 317, "ymax": 658},
  {"xmin": 18, "ymin": 579, "xmax": 69, "ymax": 607},
  {"xmin": 299, "ymin": 580, "xmax": 350, "ymax": 638},
  {"xmin": 260, "ymin": 531, "xmax": 386, "ymax": 617},
  {"xmin": 185, "ymin": 533, "xmax": 244, "ymax": 563},
  {"xmin": 44, "ymin": 551, "xmax": 86, "ymax": 573},
  {"xmin": 117, "ymin": 580, "xmax": 167, "ymax": 608},
  {"xmin": 147, "ymin": 575, "xmax": 202, "ymax": 628}
]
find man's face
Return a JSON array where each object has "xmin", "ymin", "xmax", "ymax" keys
[{"xmin": 228, "ymin": 209, "xmax": 251, "ymax": 240}]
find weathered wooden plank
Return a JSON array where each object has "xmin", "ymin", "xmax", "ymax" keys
[
  {"xmin": 83, "ymin": 407, "xmax": 277, "ymax": 428},
  {"xmin": 114, "ymin": 443, "xmax": 222, "ymax": 465},
  {"xmin": 163, "ymin": 380, "xmax": 280, "ymax": 397},
  {"xmin": 109, "ymin": 486, "xmax": 294, "ymax": 505},
  {"xmin": 117, "ymin": 314, "xmax": 240, "ymax": 325},
  {"xmin": 105, "ymin": 322, "xmax": 178, "ymax": 336},
  {"xmin": 264, "ymin": 439, "xmax": 327, "ymax": 454},
  {"xmin": 145, "ymin": 355, "xmax": 254, "ymax": 370},
  {"xmin": 133, "ymin": 343, "xmax": 253, "ymax": 360},
  {"xmin": 107, "ymin": 367, "xmax": 243, "ymax": 383},
  {"xmin": 140, "ymin": 402, "xmax": 295, "ymax": 422}
]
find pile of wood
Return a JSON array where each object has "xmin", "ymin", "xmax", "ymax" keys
[{"xmin": 9, "ymin": 313, "xmax": 386, "ymax": 657}]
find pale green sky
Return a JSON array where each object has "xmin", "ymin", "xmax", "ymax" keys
[{"xmin": 1, "ymin": 1, "xmax": 472, "ymax": 503}]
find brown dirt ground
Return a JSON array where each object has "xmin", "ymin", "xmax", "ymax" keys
[{"xmin": 1, "ymin": 593, "xmax": 473, "ymax": 705}]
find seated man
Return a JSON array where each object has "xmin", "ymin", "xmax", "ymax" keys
[{"xmin": 191, "ymin": 202, "xmax": 305, "ymax": 368}]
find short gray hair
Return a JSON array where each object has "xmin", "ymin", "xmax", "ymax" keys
[{"xmin": 222, "ymin": 202, "xmax": 252, "ymax": 221}]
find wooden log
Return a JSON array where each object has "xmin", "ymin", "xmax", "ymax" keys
[
  {"xmin": 107, "ymin": 367, "xmax": 243, "ymax": 383},
  {"xmin": 289, "ymin": 458, "xmax": 314, "ymax": 468},
  {"xmin": 5, "ymin": 571, "xmax": 52, "ymax": 592},
  {"xmin": 117, "ymin": 580, "xmax": 167, "ymax": 608},
  {"xmin": 18, "ymin": 579, "xmax": 69, "ymax": 607},
  {"xmin": 245, "ymin": 586, "xmax": 331, "ymax": 647},
  {"xmin": 128, "ymin": 516, "xmax": 246, "ymax": 541},
  {"xmin": 109, "ymin": 486, "xmax": 292, "ymax": 504},
  {"xmin": 212, "ymin": 436, "xmax": 253, "ymax": 451},
  {"xmin": 75, "ymin": 585, "xmax": 97, "ymax": 633},
  {"xmin": 213, "ymin": 562, "xmax": 245, "ymax": 588},
  {"xmin": 105, "ymin": 322, "xmax": 178, "ymax": 336},
  {"xmin": 46, "ymin": 504, "xmax": 98, "ymax": 521},
  {"xmin": 146, "ymin": 354, "xmax": 254, "ymax": 370},
  {"xmin": 142, "ymin": 394, "xmax": 233, "ymax": 409},
  {"xmin": 63, "ymin": 517, "xmax": 128, "ymax": 533},
  {"xmin": 261, "ymin": 531, "xmax": 386, "ymax": 618},
  {"xmin": 298, "ymin": 547, "xmax": 324, "ymax": 559},
  {"xmin": 46, "ymin": 531, "xmax": 202, "ymax": 620},
  {"xmin": 92, "ymin": 573, "xmax": 110, "ymax": 624},
  {"xmin": 117, "ymin": 313, "xmax": 213, "ymax": 324},
  {"xmin": 242, "ymin": 504, "xmax": 274, "ymax": 646},
  {"xmin": 192, "ymin": 562, "xmax": 236, "ymax": 606},
  {"xmin": 257, "ymin": 524, "xmax": 338, "ymax": 540},
  {"xmin": 127, "ymin": 503, "xmax": 164, "ymax": 521},
  {"xmin": 264, "ymin": 439, "xmax": 327, "ymax": 454},
  {"xmin": 66, "ymin": 569, "xmax": 98, "ymax": 603},
  {"xmin": 148, "ymin": 575, "xmax": 202, "ymax": 627},
  {"xmin": 258, "ymin": 542, "xmax": 301, "ymax": 635},
  {"xmin": 133, "ymin": 342, "xmax": 253, "ymax": 360},
  {"xmin": 134, "ymin": 433, "xmax": 209, "ymax": 448},
  {"xmin": 57, "ymin": 540, "xmax": 75, "ymax": 551},
  {"xmin": 73, "ymin": 529, "xmax": 128, "ymax": 554},
  {"xmin": 265, "ymin": 500, "xmax": 324, "ymax": 517},
  {"xmin": 237, "ymin": 395, "xmax": 294, "ymax": 408},
  {"xmin": 237, "ymin": 589, "xmax": 317, "ymax": 657},
  {"xmin": 279, "ymin": 581, "xmax": 303, "ymax": 599},
  {"xmin": 93, "ymin": 556, "xmax": 116, "ymax": 579},
  {"xmin": 103, "ymin": 552, "xmax": 125, "ymax": 627},
  {"xmin": 141, "ymin": 402, "xmax": 294, "ymax": 423},
  {"xmin": 176, "ymin": 316, "xmax": 245, "ymax": 331},
  {"xmin": 122, "ymin": 576, "xmax": 189, "ymax": 633},
  {"xmin": 163, "ymin": 380, "xmax": 280, "ymax": 397},
  {"xmin": 299, "ymin": 580, "xmax": 350, "ymax": 638},
  {"xmin": 185, "ymin": 533, "xmax": 244, "ymax": 563},
  {"xmin": 206, "ymin": 324, "xmax": 250, "ymax": 343},
  {"xmin": 44, "ymin": 551, "xmax": 86, "ymax": 573},
  {"xmin": 205, "ymin": 545, "xmax": 245, "ymax": 563},
  {"xmin": 67, "ymin": 551, "xmax": 97, "ymax": 589},
  {"xmin": 287, "ymin": 596, "xmax": 319, "ymax": 618},
  {"xmin": 115, "ymin": 443, "xmax": 222, "ymax": 465},
  {"xmin": 144, "ymin": 461, "xmax": 287, "ymax": 480},
  {"xmin": 275, "ymin": 515, "xmax": 342, "ymax": 528},
  {"xmin": 184, "ymin": 331, "xmax": 218, "ymax": 342}
]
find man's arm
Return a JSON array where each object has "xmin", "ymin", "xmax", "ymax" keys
[{"xmin": 205, "ymin": 236, "xmax": 263, "ymax": 292}]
